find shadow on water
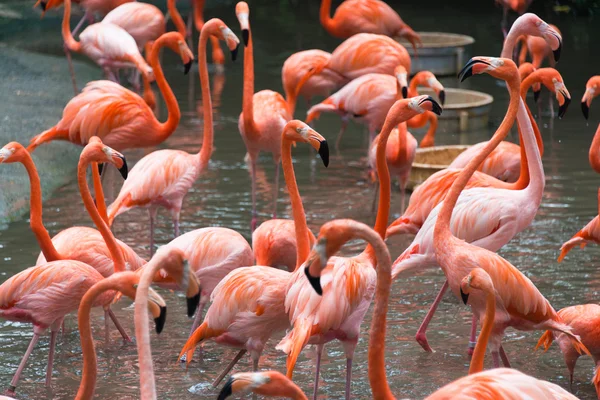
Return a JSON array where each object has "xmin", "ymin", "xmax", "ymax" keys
[{"xmin": 0, "ymin": 0, "xmax": 600, "ymax": 398}]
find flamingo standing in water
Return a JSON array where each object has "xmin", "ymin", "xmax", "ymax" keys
[
  {"xmin": 28, "ymin": 32, "xmax": 193, "ymax": 153},
  {"xmin": 219, "ymin": 224, "xmax": 577, "ymax": 400},
  {"xmin": 0, "ymin": 140, "xmax": 131, "ymax": 395},
  {"xmin": 107, "ymin": 19, "xmax": 239, "ymax": 253},
  {"xmin": 319, "ymin": 0, "xmax": 421, "ymax": 53},
  {"xmin": 279, "ymin": 96, "xmax": 441, "ymax": 400},
  {"xmin": 179, "ymin": 120, "xmax": 329, "ymax": 386},
  {"xmin": 432, "ymin": 56, "xmax": 588, "ymax": 368}
]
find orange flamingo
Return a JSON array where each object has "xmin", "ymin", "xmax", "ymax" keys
[
  {"xmin": 74, "ymin": 271, "xmax": 166, "ymax": 400},
  {"xmin": 107, "ymin": 19, "xmax": 239, "ymax": 252},
  {"xmin": 518, "ymin": 25, "xmax": 561, "ymax": 68},
  {"xmin": 28, "ymin": 32, "xmax": 193, "ymax": 153},
  {"xmin": 405, "ymin": 70, "xmax": 445, "ymax": 147},
  {"xmin": 558, "ymin": 188, "xmax": 600, "ymax": 262},
  {"xmin": 319, "ymin": 0, "xmax": 421, "ymax": 53},
  {"xmin": 433, "ymin": 56, "xmax": 588, "ymax": 368},
  {"xmin": 280, "ymin": 96, "xmax": 441, "ymax": 400},
  {"xmin": 236, "ymin": 1, "xmax": 293, "ymax": 231},
  {"xmin": 582, "ymin": 75, "xmax": 600, "ymax": 121},
  {"xmin": 0, "ymin": 140, "xmax": 131, "ymax": 395}
]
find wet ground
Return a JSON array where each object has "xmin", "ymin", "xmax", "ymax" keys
[{"xmin": 1, "ymin": 0, "xmax": 600, "ymax": 398}]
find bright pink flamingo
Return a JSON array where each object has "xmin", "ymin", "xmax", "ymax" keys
[
  {"xmin": 558, "ymin": 189, "xmax": 600, "ymax": 262},
  {"xmin": 278, "ymin": 96, "xmax": 441, "ymax": 400},
  {"xmin": 0, "ymin": 140, "xmax": 131, "ymax": 395},
  {"xmin": 178, "ymin": 120, "xmax": 329, "ymax": 386},
  {"xmin": 432, "ymin": 56, "xmax": 588, "ymax": 368},
  {"xmin": 236, "ymin": 2, "xmax": 293, "ymax": 232},
  {"xmin": 28, "ymin": 32, "xmax": 193, "ymax": 153},
  {"xmin": 40, "ymin": 0, "xmax": 132, "ymax": 36},
  {"xmin": 319, "ymin": 0, "xmax": 421, "ymax": 53},
  {"xmin": 107, "ymin": 19, "xmax": 239, "ymax": 253}
]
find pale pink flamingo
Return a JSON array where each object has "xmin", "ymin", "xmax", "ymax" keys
[
  {"xmin": 278, "ymin": 96, "xmax": 441, "ymax": 400},
  {"xmin": 319, "ymin": 0, "xmax": 421, "ymax": 53},
  {"xmin": 178, "ymin": 120, "xmax": 329, "ymax": 386},
  {"xmin": 432, "ymin": 56, "xmax": 588, "ymax": 368},
  {"xmin": 27, "ymin": 32, "xmax": 193, "ymax": 153},
  {"xmin": 107, "ymin": 19, "xmax": 240, "ymax": 253},
  {"xmin": 558, "ymin": 189, "xmax": 600, "ymax": 262}
]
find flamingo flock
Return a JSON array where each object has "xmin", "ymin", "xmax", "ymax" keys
[{"xmin": 0, "ymin": 0, "xmax": 598, "ymax": 399}]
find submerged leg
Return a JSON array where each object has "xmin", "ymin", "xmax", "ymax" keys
[
  {"xmin": 8, "ymin": 332, "xmax": 41, "ymax": 394},
  {"xmin": 415, "ymin": 280, "xmax": 449, "ymax": 353},
  {"xmin": 272, "ymin": 161, "xmax": 280, "ymax": 219},
  {"xmin": 211, "ymin": 349, "xmax": 247, "ymax": 387},
  {"xmin": 108, "ymin": 307, "xmax": 131, "ymax": 342},
  {"xmin": 312, "ymin": 344, "xmax": 324, "ymax": 400}
]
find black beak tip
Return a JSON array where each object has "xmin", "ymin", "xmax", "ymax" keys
[
  {"xmin": 118, "ymin": 157, "xmax": 128, "ymax": 180},
  {"xmin": 217, "ymin": 376, "xmax": 234, "ymax": 400},
  {"xmin": 558, "ymin": 97, "xmax": 571, "ymax": 119},
  {"xmin": 553, "ymin": 43, "xmax": 562, "ymax": 63},
  {"xmin": 582, "ymin": 102, "xmax": 590, "ymax": 120},
  {"xmin": 439, "ymin": 90, "xmax": 445, "ymax": 106},
  {"xmin": 401, "ymin": 86, "xmax": 408, "ymax": 99},
  {"xmin": 533, "ymin": 90, "xmax": 540, "ymax": 103},
  {"xmin": 98, "ymin": 163, "xmax": 104, "ymax": 176},
  {"xmin": 154, "ymin": 306, "xmax": 167, "ymax": 334},
  {"xmin": 460, "ymin": 288, "xmax": 469, "ymax": 305},
  {"xmin": 242, "ymin": 29, "xmax": 249, "ymax": 47},
  {"xmin": 424, "ymin": 96, "xmax": 442, "ymax": 116},
  {"xmin": 40, "ymin": 1, "xmax": 46, "ymax": 11},
  {"xmin": 304, "ymin": 267, "xmax": 323, "ymax": 296},
  {"xmin": 231, "ymin": 43, "xmax": 240, "ymax": 62},
  {"xmin": 187, "ymin": 293, "xmax": 200, "ymax": 318},
  {"xmin": 184, "ymin": 61, "xmax": 192, "ymax": 75},
  {"xmin": 318, "ymin": 140, "xmax": 329, "ymax": 168}
]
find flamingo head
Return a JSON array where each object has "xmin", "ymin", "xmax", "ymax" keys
[
  {"xmin": 582, "ymin": 76, "xmax": 600, "ymax": 120},
  {"xmin": 235, "ymin": 2, "xmax": 250, "ymax": 47},
  {"xmin": 529, "ymin": 68, "xmax": 571, "ymax": 119},
  {"xmin": 0, "ymin": 142, "xmax": 27, "ymax": 164},
  {"xmin": 394, "ymin": 65, "xmax": 408, "ymax": 99},
  {"xmin": 459, "ymin": 57, "xmax": 518, "ymax": 85},
  {"xmin": 283, "ymin": 120, "xmax": 329, "ymax": 167},
  {"xmin": 82, "ymin": 137, "xmax": 128, "ymax": 180},
  {"xmin": 459, "ymin": 268, "xmax": 495, "ymax": 306},
  {"xmin": 512, "ymin": 14, "xmax": 562, "ymax": 63}
]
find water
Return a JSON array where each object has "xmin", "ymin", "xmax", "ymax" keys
[{"xmin": 1, "ymin": 0, "xmax": 600, "ymax": 398}]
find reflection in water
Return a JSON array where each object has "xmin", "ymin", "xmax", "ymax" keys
[{"xmin": 1, "ymin": 1, "xmax": 600, "ymax": 399}]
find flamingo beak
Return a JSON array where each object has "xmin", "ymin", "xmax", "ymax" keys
[
  {"xmin": 218, "ymin": 376, "xmax": 234, "ymax": 400},
  {"xmin": 401, "ymin": 86, "xmax": 408, "ymax": 99},
  {"xmin": 184, "ymin": 61, "xmax": 192, "ymax": 75},
  {"xmin": 460, "ymin": 288, "xmax": 469, "ymax": 305},
  {"xmin": 117, "ymin": 155, "xmax": 128, "ymax": 180},
  {"xmin": 438, "ymin": 90, "xmax": 446, "ymax": 106},
  {"xmin": 231, "ymin": 42, "xmax": 240, "ymax": 62},
  {"xmin": 558, "ymin": 90, "xmax": 571, "ymax": 119},
  {"xmin": 419, "ymin": 96, "xmax": 443, "ymax": 116},
  {"xmin": 318, "ymin": 140, "xmax": 329, "ymax": 167},
  {"xmin": 304, "ymin": 266, "xmax": 322, "ymax": 296},
  {"xmin": 458, "ymin": 58, "xmax": 491, "ymax": 83}
]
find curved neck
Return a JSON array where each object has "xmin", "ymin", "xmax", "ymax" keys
[
  {"xmin": 242, "ymin": 25, "xmax": 259, "ymax": 138},
  {"xmin": 92, "ymin": 163, "xmax": 108, "ymax": 224},
  {"xmin": 78, "ymin": 157, "xmax": 126, "ymax": 272},
  {"xmin": 469, "ymin": 290, "xmax": 496, "ymax": 374},
  {"xmin": 501, "ymin": 29, "xmax": 520, "ymax": 58},
  {"xmin": 167, "ymin": 0, "xmax": 187, "ymax": 37},
  {"xmin": 319, "ymin": 0, "xmax": 336, "ymax": 35},
  {"xmin": 21, "ymin": 153, "xmax": 62, "ymax": 261},
  {"xmin": 419, "ymin": 113, "xmax": 438, "ymax": 148},
  {"xmin": 197, "ymin": 27, "xmax": 214, "ymax": 168},
  {"xmin": 520, "ymin": 76, "xmax": 545, "ymax": 156},
  {"xmin": 75, "ymin": 278, "xmax": 121, "ymax": 400},
  {"xmin": 193, "ymin": 0, "xmax": 205, "ymax": 31},
  {"xmin": 591, "ymin": 125, "xmax": 600, "ymax": 174},
  {"xmin": 515, "ymin": 99, "xmax": 544, "ymax": 196},
  {"xmin": 435, "ymin": 73, "xmax": 520, "ymax": 247},
  {"xmin": 62, "ymin": 0, "xmax": 81, "ymax": 52},
  {"xmin": 149, "ymin": 38, "xmax": 181, "ymax": 141},
  {"xmin": 282, "ymin": 138, "xmax": 311, "ymax": 270}
]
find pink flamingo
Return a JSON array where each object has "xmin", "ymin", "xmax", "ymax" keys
[
  {"xmin": 432, "ymin": 56, "xmax": 588, "ymax": 368},
  {"xmin": 404, "ymin": 70, "xmax": 445, "ymax": 147},
  {"xmin": 107, "ymin": 19, "xmax": 239, "ymax": 253},
  {"xmin": 279, "ymin": 96, "xmax": 441, "ymax": 400},
  {"xmin": 558, "ymin": 189, "xmax": 600, "ymax": 262},
  {"xmin": 28, "ymin": 32, "xmax": 193, "ymax": 153},
  {"xmin": 0, "ymin": 140, "xmax": 131, "ymax": 395},
  {"xmin": 582, "ymin": 75, "xmax": 600, "ymax": 121},
  {"xmin": 178, "ymin": 120, "xmax": 329, "ymax": 386},
  {"xmin": 319, "ymin": 0, "xmax": 421, "ymax": 53}
]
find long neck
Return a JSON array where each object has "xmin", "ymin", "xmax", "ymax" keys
[
  {"xmin": 135, "ymin": 258, "xmax": 163, "ymax": 400},
  {"xmin": 319, "ymin": 0, "xmax": 336, "ymax": 35},
  {"xmin": 515, "ymin": 98, "xmax": 544, "ymax": 196},
  {"xmin": 468, "ymin": 290, "xmax": 496, "ymax": 374},
  {"xmin": 167, "ymin": 0, "xmax": 187, "ymax": 37},
  {"xmin": 62, "ymin": 0, "xmax": 81, "ymax": 52},
  {"xmin": 197, "ymin": 27, "xmax": 214, "ymax": 168},
  {"xmin": 21, "ymin": 154, "xmax": 62, "ymax": 261},
  {"xmin": 501, "ymin": 30, "xmax": 520, "ymax": 58},
  {"xmin": 282, "ymin": 139, "xmax": 311, "ymax": 270},
  {"xmin": 434, "ymin": 74, "xmax": 520, "ymax": 247},
  {"xmin": 92, "ymin": 163, "xmax": 108, "ymax": 224},
  {"xmin": 75, "ymin": 278, "xmax": 120, "ymax": 400},
  {"xmin": 149, "ymin": 39, "xmax": 181, "ymax": 142},
  {"xmin": 591, "ymin": 125, "xmax": 600, "ymax": 174},
  {"xmin": 520, "ymin": 76, "xmax": 545, "ymax": 157},
  {"xmin": 242, "ymin": 25, "xmax": 259, "ymax": 138},
  {"xmin": 78, "ymin": 158, "xmax": 126, "ymax": 272},
  {"xmin": 193, "ymin": 0, "xmax": 205, "ymax": 31},
  {"xmin": 419, "ymin": 113, "xmax": 438, "ymax": 148}
]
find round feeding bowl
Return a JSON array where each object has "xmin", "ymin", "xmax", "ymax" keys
[
  {"xmin": 419, "ymin": 87, "xmax": 493, "ymax": 132},
  {"xmin": 408, "ymin": 144, "xmax": 471, "ymax": 191},
  {"xmin": 398, "ymin": 32, "xmax": 475, "ymax": 76}
]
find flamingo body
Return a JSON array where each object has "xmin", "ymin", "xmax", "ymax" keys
[
  {"xmin": 102, "ymin": 2, "xmax": 165, "ymax": 48},
  {"xmin": 282, "ymin": 50, "xmax": 342, "ymax": 103},
  {"xmin": 449, "ymin": 141, "xmax": 522, "ymax": 182}
]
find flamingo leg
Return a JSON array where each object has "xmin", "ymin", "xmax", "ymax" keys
[
  {"xmin": 8, "ymin": 332, "xmax": 40, "ymax": 394},
  {"xmin": 491, "ymin": 350, "xmax": 501, "ymax": 368},
  {"xmin": 250, "ymin": 158, "xmax": 258, "ymax": 232},
  {"xmin": 212, "ymin": 349, "xmax": 247, "ymax": 387},
  {"xmin": 149, "ymin": 208, "xmax": 157, "ymax": 257},
  {"xmin": 345, "ymin": 357, "xmax": 353, "ymax": 400},
  {"xmin": 63, "ymin": 45, "xmax": 78, "ymax": 95},
  {"xmin": 499, "ymin": 345, "xmax": 511, "ymax": 367},
  {"xmin": 467, "ymin": 314, "xmax": 478, "ymax": 357},
  {"xmin": 107, "ymin": 307, "xmax": 132, "ymax": 342},
  {"xmin": 45, "ymin": 329, "xmax": 58, "ymax": 387},
  {"xmin": 252, "ymin": 357, "xmax": 259, "ymax": 400},
  {"xmin": 70, "ymin": 12, "xmax": 89, "ymax": 38},
  {"xmin": 189, "ymin": 299, "xmax": 207, "ymax": 336},
  {"xmin": 335, "ymin": 115, "xmax": 349, "ymax": 150},
  {"xmin": 272, "ymin": 161, "xmax": 280, "ymax": 219},
  {"xmin": 312, "ymin": 344, "xmax": 324, "ymax": 400},
  {"xmin": 172, "ymin": 211, "xmax": 181, "ymax": 238},
  {"xmin": 415, "ymin": 280, "xmax": 449, "ymax": 353}
]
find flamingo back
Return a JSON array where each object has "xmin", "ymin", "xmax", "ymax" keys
[
  {"xmin": 332, "ymin": 0, "xmax": 405, "ymax": 38},
  {"xmin": 102, "ymin": 2, "xmax": 166, "ymax": 48}
]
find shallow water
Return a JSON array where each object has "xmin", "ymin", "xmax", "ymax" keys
[{"xmin": 1, "ymin": 0, "xmax": 600, "ymax": 399}]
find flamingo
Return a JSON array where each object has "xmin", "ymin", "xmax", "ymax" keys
[
  {"xmin": 278, "ymin": 96, "xmax": 441, "ymax": 400},
  {"xmin": 558, "ymin": 188, "xmax": 600, "ymax": 262},
  {"xmin": 27, "ymin": 32, "xmax": 193, "ymax": 153},
  {"xmin": 178, "ymin": 120, "xmax": 329, "ymax": 385},
  {"xmin": 432, "ymin": 56, "xmax": 588, "ymax": 368},
  {"xmin": 0, "ymin": 140, "xmax": 132, "ymax": 395},
  {"xmin": 219, "ymin": 224, "xmax": 577, "ymax": 400},
  {"xmin": 190, "ymin": 0, "xmax": 226, "ymax": 71},
  {"xmin": 236, "ymin": 1, "xmax": 293, "ymax": 232},
  {"xmin": 319, "ymin": 0, "xmax": 421, "ymax": 53},
  {"xmin": 107, "ymin": 19, "xmax": 240, "ymax": 253},
  {"xmin": 448, "ymin": 67, "xmax": 569, "ymax": 181},
  {"xmin": 582, "ymin": 75, "xmax": 600, "ymax": 121},
  {"xmin": 518, "ymin": 25, "xmax": 561, "ymax": 68},
  {"xmin": 403, "ymin": 70, "xmax": 445, "ymax": 147}
]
